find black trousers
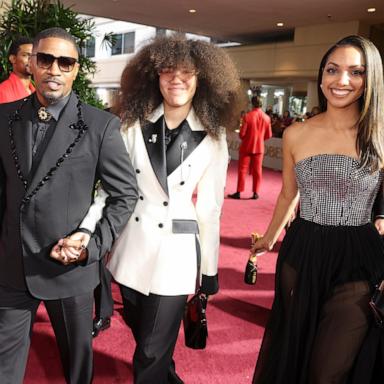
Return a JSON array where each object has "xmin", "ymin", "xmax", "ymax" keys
[
  {"xmin": 94, "ymin": 262, "xmax": 113, "ymax": 319},
  {"xmin": 120, "ymin": 285, "xmax": 187, "ymax": 384},
  {"xmin": 0, "ymin": 284, "xmax": 93, "ymax": 384}
]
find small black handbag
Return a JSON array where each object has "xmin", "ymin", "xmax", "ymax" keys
[
  {"xmin": 369, "ymin": 280, "xmax": 384, "ymax": 327},
  {"xmin": 183, "ymin": 292, "xmax": 208, "ymax": 349}
]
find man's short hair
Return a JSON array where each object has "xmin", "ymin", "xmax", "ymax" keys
[
  {"xmin": 33, "ymin": 27, "xmax": 79, "ymax": 56},
  {"xmin": 9, "ymin": 36, "xmax": 33, "ymax": 56},
  {"xmin": 251, "ymin": 96, "xmax": 262, "ymax": 108}
]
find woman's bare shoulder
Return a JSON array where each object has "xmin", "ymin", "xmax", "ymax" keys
[
  {"xmin": 283, "ymin": 121, "xmax": 306, "ymax": 143},
  {"xmin": 284, "ymin": 115, "xmax": 324, "ymax": 141}
]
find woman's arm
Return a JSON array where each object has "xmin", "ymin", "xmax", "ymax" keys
[
  {"xmin": 373, "ymin": 180, "xmax": 384, "ymax": 235},
  {"xmin": 253, "ymin": 124, "xmax": 300, "ymax": 252},
  {"xmin": 79, "ymin": 188, "xmax": 108, "ymax": 232}
]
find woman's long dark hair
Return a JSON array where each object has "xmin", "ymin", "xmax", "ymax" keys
[
  {"xmin": 118, "ymin": 35, "xmax": 243, "ymax": 138},
  {"xmin": 317, "ymin": 35, "xmax": 384, "ymax": 171}
]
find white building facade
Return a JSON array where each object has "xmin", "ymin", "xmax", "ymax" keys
[{"xmin": 85, "ymin": 17, "xmax": 209, "ymax": 107}]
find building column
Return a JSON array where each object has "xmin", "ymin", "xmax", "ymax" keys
[
  {"xmin": 266, "ymin": 88, "xmax": 274, "ymax": 111},
  {"xmin": 282, "ymin": 87, "xmax": 291, "ymax": 114},
  {"xmin": 240, "ymin": 79, "xmax": 251, "ymax": 109},
  {"xmin": 306, "ymin": 81, "xmax": 319, "ymax": 111}
]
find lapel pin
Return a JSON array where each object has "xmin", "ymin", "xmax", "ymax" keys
[
  {"xmin": 149, "ymin": 134, "xmax": 158, "ymax": 143},
  {"xmin": 37, "ymin": 106, "xmax": 52, "ymax": 122}
]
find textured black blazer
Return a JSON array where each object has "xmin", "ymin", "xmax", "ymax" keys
[{"xmin": 0, "ymin": 93, "xmax": 138, "ymax": 299}]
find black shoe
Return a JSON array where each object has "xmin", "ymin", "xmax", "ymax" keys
[
  {"xmin": 92, "ymin": 317, "xmax": 111, "ymax": 337},
  {"xmin": 168, "ymin": 359, "xmax": 184, "ymax": 384},
  {"xmin": 168, "ymin": 369, "xmax": 184, "ymax": 384},
  {"xmin": 228, "ymin": 192, "xmax": 240, "ymax": 199},
  {"xmin": 251, "ymin": 193, "xmax": 259, "ymax": 200}
]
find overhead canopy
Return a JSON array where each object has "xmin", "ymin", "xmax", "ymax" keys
[{"xmin": 61, "ymin": 0, "xmax": 384, "ymax": 43}]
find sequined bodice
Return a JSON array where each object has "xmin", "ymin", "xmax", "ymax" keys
[{"xmin": 295, "ymin": 154, "xmax": 383, "ymax": 226}]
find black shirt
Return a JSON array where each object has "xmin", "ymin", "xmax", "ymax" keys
[{"xmin": 31, "ymin": 94, "xmax": 71, "ymax": 157}]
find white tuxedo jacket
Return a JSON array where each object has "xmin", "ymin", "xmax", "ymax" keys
[{"xmin": 81, "ymin": 105, "xmax": 228, "ymax": 296}]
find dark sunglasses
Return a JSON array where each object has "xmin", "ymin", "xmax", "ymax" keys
[{"xmin": 31, "ymin": 52, "xmax": 78, "ymax": 72}]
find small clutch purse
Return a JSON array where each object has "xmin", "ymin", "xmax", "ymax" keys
[
  {"xmin": 183, "ymin": 292, "xmax": 208, "ymax": 349},
  {"xmin": 369, "ymin": 280, "xmax": 384, "ymax": 327},
  {"xmin": 244, "ymin": 232, "xmax": 262, "ymax": 285}
]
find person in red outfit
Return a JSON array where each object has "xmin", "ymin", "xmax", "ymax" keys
[
  {"xmin": 228, "ymin": 95, "xmax": 272, "ymax": 199},
  {"xmin": 0, "ymin": 37, "xmax": 35, "ymax": 103}
]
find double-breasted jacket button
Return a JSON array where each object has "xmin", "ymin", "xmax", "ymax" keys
[
  {"xmin": 135, "ymin": 169, "xmax": 141, "ymax": 174},
  {"xmin": 158, "ymin": 223, "xmax": 164, "ymax": 228},
  {"xmin": 139, "ymin": 196, "xmax": 144, "ymax": 200},
  {"xmin": 180, "ymin": 181, "xmax": 185, "ymax": 185},
  {"xmin": 163, "ymin": 201, "xmax": 168, "ymax": 206},
  {"xmin": 135, "ymin": 217, "xmax": 139, "ymax": 222}
]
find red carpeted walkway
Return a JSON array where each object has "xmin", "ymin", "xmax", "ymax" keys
[{"xmin": 24, "ymin": 161, "xmax": 283, "ymax": 384}]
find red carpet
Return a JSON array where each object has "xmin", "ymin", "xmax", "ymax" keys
[{"xmin": 24, "ymin": 161, "xmax": 283, "ymax": 383}]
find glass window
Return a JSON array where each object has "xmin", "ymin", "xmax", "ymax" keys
[
  {"xmin": 81, "ymin": 37, "xmax": 95, "ymax": 58},
  {"xmin": 111, "ymin": 32, "xmax": 135, "ymax": 55},
  {"xmin": 86, "ymin": 37, "xmax": 95, "ymax": 58},
  {"xmin": 111, "ymin": 34, "xmax": 123, "ymax": 55},
  {"xmin": 156, "ymin": 28, "xmax": 166, "ymax": 37},
  {"xmin": 123, "ymin": 32, "xmax": 135, "ymax": 54}
]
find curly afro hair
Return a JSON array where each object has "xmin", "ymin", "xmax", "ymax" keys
[{"xmin": 118, "ymin": 34, "xmax": 243, "ymax": 138}]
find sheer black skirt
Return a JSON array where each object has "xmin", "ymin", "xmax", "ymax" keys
[{"xmin": 253, "ymin": 218, "xmax": 384, "ymax": 384}]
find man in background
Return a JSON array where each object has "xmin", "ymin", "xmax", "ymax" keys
[
  {"xmin": 228, "ymin": 95, "xmax": 272, "ymax": 200},
  {"xmin": 0, "ymin": 37, "xmax": 35, "ymax": 103}
]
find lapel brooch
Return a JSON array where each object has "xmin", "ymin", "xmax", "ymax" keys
[
  {"xmin": 37, "ymin": 106, "xmax": 52, "ymax": 122},
  {"xmin": 148, "ymin": 134, "xmax": 158, "ymax": 143}
]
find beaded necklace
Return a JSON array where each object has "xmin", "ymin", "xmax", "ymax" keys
[{"xmin": 8, "ymin": 96, "xmax": 89, "ymax": 205}]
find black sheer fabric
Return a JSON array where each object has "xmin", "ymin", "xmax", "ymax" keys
[{"xmin": 253, "ymin": 218, "xmax": 384, "ymax": 384}]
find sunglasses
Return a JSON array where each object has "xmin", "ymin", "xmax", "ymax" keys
[
  {"xmin": 158, "ymin": 68, "xmax": 198, "ymax": 82},
  {"xmin": 32, "ymin": 52, "xmax": 78, "ymax": 72}
]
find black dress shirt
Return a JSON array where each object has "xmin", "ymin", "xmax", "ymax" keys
[{"xmin": 31, "ymin": 94, "xmax": 71, "ymax": 158}]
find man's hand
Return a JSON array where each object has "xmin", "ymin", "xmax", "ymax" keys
[{"xmin": 50, "ymin": 232, "xmax": 90, "ymax": 265}]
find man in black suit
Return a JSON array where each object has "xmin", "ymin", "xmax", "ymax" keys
[{"xmin": 0, "ymin": 27, "xmax": 138, "ymax": 383}]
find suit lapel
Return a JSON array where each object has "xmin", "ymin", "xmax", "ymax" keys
[
  {"xmin": 12, "ymin": 98, "xmax": 33, "ymax": 182},
  {"xmin": 27, "ymin": 93, "xmax": 79, "ymax": 196},
  {"xmin": 141, "ymin": 116, "xmax": 168, "ymax": 195},
  {"xmin": 166, "ymin": 119, "xmax": 206, "ymax": 176}
]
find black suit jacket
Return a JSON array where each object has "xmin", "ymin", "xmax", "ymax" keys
[{"xmin": 0, "ymin": 92, "xmax": 138, "ymax": 299}]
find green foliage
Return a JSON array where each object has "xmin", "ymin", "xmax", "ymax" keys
[{"xmin": 0, "ymin": 0, "xmax": 103, "ymax": 108}]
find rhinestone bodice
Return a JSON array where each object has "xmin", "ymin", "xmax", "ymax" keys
[{"xmin": 295, "ymin": 154, "xmax": 383, "ymax": 226}]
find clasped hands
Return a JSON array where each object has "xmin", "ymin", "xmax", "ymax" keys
[{"xmin": 50, "ymin": 232, "xmax": 91, "ymax": 266}]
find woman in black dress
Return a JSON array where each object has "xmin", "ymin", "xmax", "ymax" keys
[{"xmin": 251, "ymin": 35, "xmax": 384, "ymax": 383}]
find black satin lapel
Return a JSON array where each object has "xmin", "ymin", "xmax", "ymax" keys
[
  {"xmin": 12, "ymin": 100, "xmax": 33, "ymax": 180},
  {"xmin": 142, "ymin": 117, "xmax": 168, "ymax": 195},
  {"xmin": 166, "ymin": 120, "xmax": 206, "ymax": 175},
  {"xmin": 27, "ymin": 94, "xmax": 78, "ymax": 195}
]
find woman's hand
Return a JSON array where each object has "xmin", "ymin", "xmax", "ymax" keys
[
  {"xmin": 374, "ymin": 218, "xmax": 384, "ymax": 236},
  {"xmin": 250, "ymin": 236, "xmax": 272, "ymax": 259}
]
